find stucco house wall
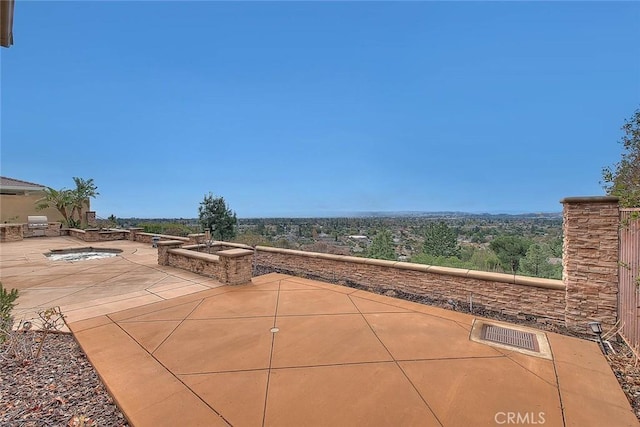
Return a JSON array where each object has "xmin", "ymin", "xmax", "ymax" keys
[{"xmin": 0, "ymin": 177, "xmax": 67, "ymax": 223}]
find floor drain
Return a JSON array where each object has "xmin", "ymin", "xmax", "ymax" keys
[
  {"xmin": 469, "ymin": 319, "xmax": 552, "ymax": 360},
  {"xmin": 482, "ymin": 324, "xmax": 539, "ymax": 352},
  {"xmin": 270, "ymin": 327, "xmax": 279, "ymax": 333}
]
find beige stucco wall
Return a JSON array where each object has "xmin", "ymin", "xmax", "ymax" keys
[
  {"xmin": 0, "ymin": 193, "xmax": 90, "ymax": 224},
  {"xmin": 0, "ymin": 193, "xmax": 64, "ymax": 223}
]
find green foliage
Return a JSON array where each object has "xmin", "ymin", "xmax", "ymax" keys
[
  {"xmin": 411, "ymin": 252, "xmax": 472, "ymax": 269},
  {"xmin": 0, "ymin": 283, "xmax": 19, "ymax": 343},
  {"xmin": 469, "ymin": 248, "xmax": 502, "ymax": 272},
  {"xmin": 422, "ymin": 221, "xmax": 460, "ymax": 257},
  {"xmin": 232, "ymin": 231, "xmax": 272, "ymax": 247},
  {"xmin": 36, "ymin": 187, "xmax": 73, "ymax": 225},
  {"xmin": 198, "ymin": 193, "xmax": 238, "ymax": 241},
  {"xmin": 518, "ymin": 243, "xmax": 562, "ymax": 279},
  {"xmin": 411, "ymin": 247, "xmax": 502, "ymax": 272},
  {"xmin": 367, "ymin": 229, "xmax": 396, "ymax": 260},
  {"xmin": 35, "ymin": 177, "xmax": 98, "ymax": 228},
  {"xmin": 602, "ymin": 108, "xmax": 640, "ymax": 207},
  {"xmin": 139, "ymin": 222, "xmax": 195, "ymax": 237},
  {"xmin": 70, "ymin": 177, "xmax": 99, "ymax": 226},
  {"xmin": 489, "ymin": 235, "xmax": 532, "ymax": 273}
]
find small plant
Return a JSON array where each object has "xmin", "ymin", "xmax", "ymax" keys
[
  {"xmin": 1, "ymin": 306, "xmax": 65, "ymax": 362},
  {"xmin": 68, "ymin": 414, "xmax": 97, "ymax": 427},
  {"xmin": 0, "ymin": 282, "xmax": 19, "ymax": 343}
]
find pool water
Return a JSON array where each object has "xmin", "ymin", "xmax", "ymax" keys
[{"xmin": 45, "ymin": 247, "xmax": 122, "ymax": 262}]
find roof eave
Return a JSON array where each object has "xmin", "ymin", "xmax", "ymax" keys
[{"xmin": 1, "ymin": 0, "xmax": 15, "ymax": 48}]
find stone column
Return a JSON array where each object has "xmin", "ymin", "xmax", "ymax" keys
[
  {"xmin": 562, "ymin": 196, "xmax": 620, "ymax": 333},
  {"xmin": 128, "ymin": 227, "xmax": 144, "ymax": 242},
  {"xmin": 157, "ymin": 240, "xmax": 184, "ymax": 266},
  {"xmin": 218, "ymin": 248, "xmax": 254, "ymax": 285},
  {"xmin": 187, "ymin": 233, "xmax": 206, "ymax": 245},
  {"xmin": 85, "ymin": 211, "xmax": 97, "ymax": 228}
]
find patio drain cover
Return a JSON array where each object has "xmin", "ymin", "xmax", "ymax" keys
[
  {"xmin": 481, "ymin": 324, "xmax": 539, "ymax": 352},
  {"xmin": 470, "ymin": 319, "xmax": 552, "ymax": 360}
]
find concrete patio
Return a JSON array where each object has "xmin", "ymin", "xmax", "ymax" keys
[{"xmin": 1, "ymin": 237, "xmax": 638, "ymax": 426}]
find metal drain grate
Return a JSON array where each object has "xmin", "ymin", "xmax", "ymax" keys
[{"xmin": 482, "ymin": 324, "xmax": 539, "ymax": 352}]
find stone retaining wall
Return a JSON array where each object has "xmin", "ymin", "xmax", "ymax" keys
[{"xmin": 254, "ymin": 246, "xmax": 566, "ymax": 324}]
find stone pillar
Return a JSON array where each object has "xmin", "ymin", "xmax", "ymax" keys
[
  {"xmin": 562, "ymin": 196, "xmax": 620, "ymax": 333},
  {"xmin": 187, "ymin": 233, "xmax": 206, "ymax": 245},
  {"xmin": 128, "ymin": 227, "xmax": 144, "ymax": 242},
  {"xmin": 86, "ymin": 211, "xmax": 97, "ymax": 228},
  {"xmin": 218, "ymin": 248, "xmax": 254, "ymax": 285},
  {"xmin": 157, "ymin": 240, "xmax": 184, "ymax": 266}
]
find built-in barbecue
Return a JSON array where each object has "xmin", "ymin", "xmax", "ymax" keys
[{"xmin": 27, "ymin": 215, "xmax": 48, "ymax": 236}]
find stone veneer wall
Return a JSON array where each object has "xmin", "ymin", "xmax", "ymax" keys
[
  {"xmin": 67, "ymin": 229, "xmax": 128, "ymax": 242},
  {"xmin": 0, "ymin": 222, "xmax": 62, "ymax": 241},
  {"xmin": 562, "ymin": 197, "xmax": 620, "ymax": 333},
  {"xmin": 0, "ymin": 224, "xmax": 23, "ymax": 242},
  {"xmin": 158, "ymin": 240, "xmax": 253, "ymax": 285},
  {"xmin": 254, "ymin": 246, "xmax": 566, "ymax": 324},
  {"xmin": 65, "ymin": 228, "xmax": 190, "ymax": 244},
  {"xmin": 131, "ymin": 230, "xmax": 189, "ymax": 244}
]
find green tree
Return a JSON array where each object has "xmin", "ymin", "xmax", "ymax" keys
[
  {"xmin": 411, "ymin": 252, "xmax": 471, "ymax": 269},
  {"xmin": 489, "ymin": 235, "xmax": 531, "ymax": 273},
  {"xmin": 36, "ymin": 187, "xmax": 73, "ymax": 225},
  {"xmin": 519, "ymin": 243, "xmax": 546, "ymax": 277},
  {"xmin": 423, "ymin": 221, "xmax": 460, "ymax": 257},
  {"xmin": 519, "ymin": 243, "xmax": 562, "ymax": 279},
  {"xmin": 367, "ymin": 229, "xmax": 396, "ymax": 260},
  {"xmin": 70, "ymin": 177, "xmax": 99, "ymax": 227},
  {"xmin": 469, "ymin": 248, "xmax": 501, "ymax": 272},
  {"xmin": 602, "ymin": 108, "xmax": 640, "ymax": 207},
  {"xmin": 198, "ymin": 193, "xmax": 238, "ymax": 241}
]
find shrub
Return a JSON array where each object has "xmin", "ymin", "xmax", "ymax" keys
[{"xmin": 0, "ymin": 282, "xmax": 19, "ymax": 342}]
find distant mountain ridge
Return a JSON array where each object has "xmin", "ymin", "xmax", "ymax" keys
[
  {"xmin": 343, "ymin": 211, "xmax": 562, "ymax": 219},
  {"xmin": 118, "ymin": 211, "xmax": 562, "ymax": 221}
]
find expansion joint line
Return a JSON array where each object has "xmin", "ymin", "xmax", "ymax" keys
[
  {"xmin": 348, "ymin": 294, "xmax": 445, "ymax": 427},
  {"xmin": 261, "ymin": 280, "xmax": 282, "ymax": 427}
]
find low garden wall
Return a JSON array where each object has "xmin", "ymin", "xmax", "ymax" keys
[
  {"xmin": 158, "ymin": 240, "xmax": 253, "ymax": 285},
  {"xmin": 0, "ymin": 222, "xmax": 62, "ymax": 242},
  {"xmin": 0, "ymin": 224, "xmax": 23, "ymax": 242},
  {"xmin": 65, "ymin": 228, "xmax": 191, "ymax": 244},
  {"xmin": 254, "ymin": 246, "xmax": 567, "ymax": 325},
  {"xmin": 68, "ymin": 228, "xmax": 128, "ymax": 242}
]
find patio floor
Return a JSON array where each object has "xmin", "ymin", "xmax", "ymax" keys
[{"xmin": 1, "ymin": 237, "xmax": 638, "ymax": 426}]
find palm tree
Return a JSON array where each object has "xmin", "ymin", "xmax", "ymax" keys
[
  {"xmin": 36, "ymin": 187, "xmax": 73, "ymax": 225},
  {"xmin": 70, "ymin": 177, "xmax": 99, "ymax": 227}
]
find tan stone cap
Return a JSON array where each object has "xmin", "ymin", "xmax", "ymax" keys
[
  {"xmin": 218, "ymin": 248, "xmax": 253, "ymax": 258},
  {"xmin": 156, "ymin": 240, "xmax": 184, "ymax": 246},
  {"xmin": 210, "ymin": 241, "xmax": 253, "ymax": 250},
  {"xmin": 255, "ymin": 246, "xmax": 565, "ymax": 290},
  {"xmin": 561, "ymin": 196, "xmax": 619, "ymax": 204},
  {"xmin": 169, "ymin": 248, "xmax": 220, "ymax": 262}
]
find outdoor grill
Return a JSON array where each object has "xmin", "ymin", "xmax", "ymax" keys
[{"xmin": 27, "ymin": 215, "xmax": 48, "ymax": 236}]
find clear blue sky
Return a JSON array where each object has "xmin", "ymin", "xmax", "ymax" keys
[{"xmin": 1, "ymin": 2, "xmax": 639, "ymax": 218}]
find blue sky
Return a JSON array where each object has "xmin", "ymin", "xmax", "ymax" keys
[{"xmin": 1, "ymin": 2, "xmax": 639, "ymax": 218}]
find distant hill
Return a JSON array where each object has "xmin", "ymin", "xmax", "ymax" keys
[{"xmin": 118, "ymin": 211, "xmax": 562, "ymax": 222}]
